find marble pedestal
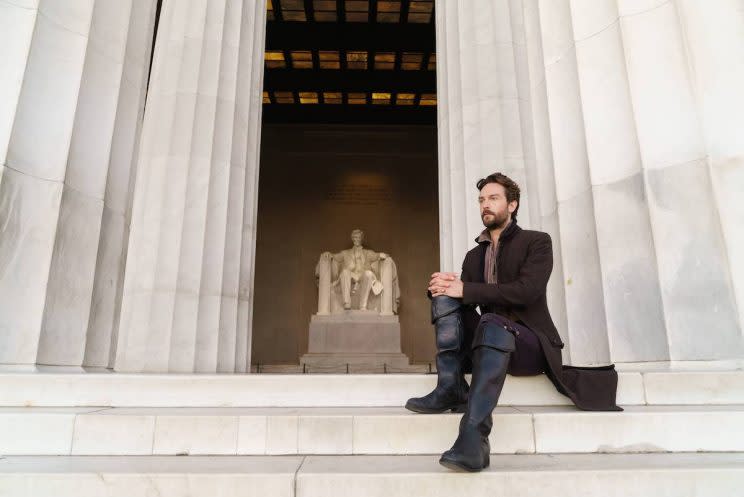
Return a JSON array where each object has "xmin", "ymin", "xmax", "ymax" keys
[{"xmin": 300, "ymin": 311, "xmax": 410, "ymax": 369}]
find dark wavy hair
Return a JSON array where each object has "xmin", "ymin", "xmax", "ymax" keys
[{"xmin": 476, "ymin": 172, "xmax": 521, "ymax": 221}]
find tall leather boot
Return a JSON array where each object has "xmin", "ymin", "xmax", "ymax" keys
[
  {"xmin": 405, "ymin": 296, "xmax": 469, "ymax": 414},
  {"xmin": 439, "ymin": 318, "xmax": 515, "ymax": 472}
]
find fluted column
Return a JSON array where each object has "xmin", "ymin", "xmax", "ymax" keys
[
  {"xmin": 618, "ymin": 0, "xmax": 741, "ymax": 360},
  {"xmin": 0, "ymin": 0, "xmax": 38, "ymax": 167},
  {"xmin": 115, "ymin": 0, "xmax": 266, "ymax": 372},
  {"xmin": 0, "ymin": 1, "xmax": 98, "ymax": 364},
  {"xmin": 568, "ymin": 0, "xmax": 668, "ymax": 362},
  {"xmin": 0, "ymin": 0, "xmax": 158, "ymax": 367},
  {"xmin": 520, "ymin": 0, "xmax": 571, "ymax": 361},
  {"xmin": 37, "ymin": 0, "xmax": 157, "ymax": 366},
  {"xmin": 435, "ymin": 0, "xmax": 538, "ymax": 268},
  {"xmin": 534, "ymin": 0, "xmax": 611, "ymax": 365},
  {"xmin": 234, "ymin": 0, "xmax": 266, "ymax": 371},
  {"xmin": 84, "ymin": 0, "xmax": 158, "ymax": 367},
  {"xmin": 675, "ymin": 0, "xmax": 744, "ymax": 340}
]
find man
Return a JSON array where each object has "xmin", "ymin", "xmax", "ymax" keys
[
  {"xmin": 322, "ymin": 229, "xmax": 387, "ymax": 310},
  {"xmin": 406, "ymin": 172, "xmax": 621, "ymax": 472}
]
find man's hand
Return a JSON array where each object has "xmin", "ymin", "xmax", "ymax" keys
[{"xmin": 428, "ymin": 272, "xmax": 464, "ymax": 298}]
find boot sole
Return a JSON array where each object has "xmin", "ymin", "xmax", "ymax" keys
[
  {"xmin": 438, "ymin": 457, "xmax": 487, "ymax": 473},
  {"xmin": 404, "ymin": 401, "xmax": 467, "ymax": 414}
]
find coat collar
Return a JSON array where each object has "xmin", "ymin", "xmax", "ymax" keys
[{"xmin": 474, "ymin": 220, "xmax": 521, "ymax": 244}]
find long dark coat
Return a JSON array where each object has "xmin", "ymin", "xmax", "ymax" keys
[{"xmin": 460, "ymin": 221, "xmax": 622, "ymax": 411}]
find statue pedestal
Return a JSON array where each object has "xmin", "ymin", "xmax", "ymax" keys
[{"xmin": 300, "ymin": 311, "xmax": 410, "ymax": 369}]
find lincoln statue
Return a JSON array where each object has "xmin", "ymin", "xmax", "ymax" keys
[{"xmin": 321, "ymin": 229, "xmax": 388, "ymax": 311}]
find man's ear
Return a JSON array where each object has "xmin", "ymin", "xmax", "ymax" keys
[{"xmin": 508, "ymin": 200, "xmax": 518, "ymax": 214}]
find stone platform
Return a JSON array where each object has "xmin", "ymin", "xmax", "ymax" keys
[{"xmin": 301, "ymin": 311, "xmax": 410, "ymax": 369}]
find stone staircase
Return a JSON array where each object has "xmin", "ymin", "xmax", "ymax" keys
[{"xmin": 1, "ymin": 367, "xmax": 743, "ymax": 496}]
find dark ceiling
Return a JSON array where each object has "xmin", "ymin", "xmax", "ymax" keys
[{"xmin": 262, "ymin": 0, "xmax": 437, "ymax": 124}]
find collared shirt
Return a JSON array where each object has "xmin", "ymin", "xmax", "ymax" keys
[
  {"xmin": 476, "ymin": 222, "xmax": 520, "ymax": 321},
  {"xmin": 476, "ymin": 229, "xmax": 499, "ymax": 284}
]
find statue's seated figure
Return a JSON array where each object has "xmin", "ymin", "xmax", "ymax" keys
[{"xmin": 315, "ymin": 229, "xmax": 400, "ymax": 315}]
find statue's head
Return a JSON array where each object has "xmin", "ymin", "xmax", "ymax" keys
[{"xmin": 350, "ymin": 229, "xmax": 364, "ymax": 247}]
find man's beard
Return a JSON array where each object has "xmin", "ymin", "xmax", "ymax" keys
[{"xmin": 482, "ymin": 210, "xmax": 509, "ymax": 229}]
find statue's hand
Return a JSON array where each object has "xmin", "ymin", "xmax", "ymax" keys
[
  {"xmin": 321, "ymin": 251, "xmax": 333, "ymax": 260},
  {"xmin": 379, "ymin": 252, "xmax": 388, "ymax": 260}
]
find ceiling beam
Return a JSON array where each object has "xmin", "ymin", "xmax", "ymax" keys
[
  {"xmin": 262, "ymin": 104, "xmax": 437, "ymax": 125},
  {"xmin": 264, "ymin": 69, "xmax": 436, "ymax": 93},
  {"xmin": 265, "ymin": 21, "xmax": 436, "ymax": 51}
]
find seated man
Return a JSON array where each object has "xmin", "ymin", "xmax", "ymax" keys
[{"xmin": 406, "ymin": 172, "xmax": 621, "ymax": 472}]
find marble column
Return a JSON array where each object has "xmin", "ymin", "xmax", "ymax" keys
[
  {"xmin": 437, "ymin": 0, "xmax": 744, "ymax": 364},
  {"xmin": 114, "ymin": 0, "xmax": 265, "ymax": 373},
  {"xmin": 0, "ymin": 0, "xmax": 157, "ymax": 366},
  {"xmin": 520, "ymin": 0, "xmax": 571, "ymax": 362},
  {"xmin": 675, "ymin": 0, "xmax": 744, "ymax": 342},
  {"xmin": 618, "ymin": 0, "xmax": 740, "ymax": 360},
  {"xmin": 0, "ymin": 1, "xmax": 97, "ymax": 365},
  {"xmin": 568, "ymin": 0, "xmax": 667, "ymax": 362},
  {"xmin": 37, "ymin": 0, "xmax": 157, "ymax": 367},
  {"xmin": 533, "ymin": 0, "xmax": 611, "ymax": 365},
  {"xmin": 83, "ymin": 0, "xmax": 158, "ymax": 368},
  {"xmin": 435, "ymin": 0, "xmax": 537, "ymax": 270}
]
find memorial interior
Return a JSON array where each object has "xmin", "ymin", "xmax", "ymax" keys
[{"xmin": 252, "ymin": 0, "xmax": 441, "ymax": 369}]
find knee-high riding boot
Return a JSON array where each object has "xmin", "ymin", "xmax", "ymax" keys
[
  {"xmin": 405, "ymin": 296, "xmax": 469, "ymax": 414},
  {"xmin": 439, "ymin": 319, "xmax": 515, "ymax": 472}
]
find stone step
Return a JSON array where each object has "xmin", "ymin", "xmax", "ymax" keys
[
  {"xmin": 2, "ymin": 405, "xmax": 743, "ymax": 456},
  {"xmin": 0, "ymin": 453, "xmax": 742, "ymax": 497},
  {"xmin": 1, "ymin": 368, "xmax": 742, "ymax": 407}
]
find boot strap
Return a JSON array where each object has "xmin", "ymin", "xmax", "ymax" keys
[{"xmin": 472, "ymin": 321, "xmax": 516, "ymax": 353}]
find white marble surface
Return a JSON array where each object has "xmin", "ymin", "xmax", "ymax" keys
[
  {"xmin": 0, "ymin": 167, "xmax": 63, "ymax": 364},
  {"xmin": 0, "ymin": 453, "xmax": 741, "ymax": 497},
  {"xmin": 298, "ymin": 413, "xmax": 354, "ymax": 455},
  {"xmin": 297, "ymin": 453, "xmax": 744, "ymax": 497},
  {"xmin": 0, "ymin": 0, "xmax": 95, "ymax": 369},
  {"xmin": 5, "ymin": 404, "xmax": 744, "ymax": 457},
  {"xmin": 6, "ymin": 2, "xmax": 93, "ymax": 181},
  {"xmin": 0, "ymin": 371, "xmax": 648, "ymax": 407},
  {"xmin": 352, "ymin": 406, "xmax": 534, "ymax": 455},
  {"xmin": 0, "ymin": 407, "xmax": 102, "ymax": 455},
  {"xmin": 84, "ymin": 0, "xmax": 156, "ymax": 369},
  {"xmin": 37, "ymin": 0, "xmax": 135, "ymax": 367},
  {"xmin": 0, "ymin": 455, "xmax": 299, "ymax": 497},
  {"xmin": 72, "ymin": 409, "xmax": 155, "ymax": 455},
  {"xmin": 153, "ymin": 413, "xmax": 239, "ymax": 455},
  {"xmin": 0, "ymin": 0, "xmax": 37, "ymax": 166},
  {"xmin": 37, "ymin": 188, "xmax": 104, "ymax": 365},
  {"xmin": 675, "ymin": 0, "xmax": 744, "ymax": 342},
  {"xmin": 266, "ymin": 414, "xmax": 299, "ymax": 454},
  {"xmin": 532, "ymin": 405, "xmax": 744, "ymax": 453},
  {"xmin": 643, "ymin": 371, "xmax": 744, "ymax": 404}
]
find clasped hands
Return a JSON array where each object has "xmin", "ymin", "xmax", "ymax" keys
[{"xmin": 428, "ymin": 272, "xmax": 464, "ymax": 298}]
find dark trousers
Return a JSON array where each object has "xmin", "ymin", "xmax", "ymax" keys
[{"xmin": 461, "ymin": 307, "xmax": 547, "ymax": 376}]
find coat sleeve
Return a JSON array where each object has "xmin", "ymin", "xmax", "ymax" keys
[
  {"xmin": 461, "ymin": 233, "xmax": 552, "ymax": 307},
  {"xmin": 460, "ymin": 251, "xmax": 473, "ymax": 283}
]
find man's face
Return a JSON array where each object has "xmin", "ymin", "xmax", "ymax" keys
[
  {"xmin": 351, "ymin": 232, "xmax": 363, "ymax": 246},
  {"xmin": 478, "ymin": 182, "xmax": 516, "ymax": 230}
]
